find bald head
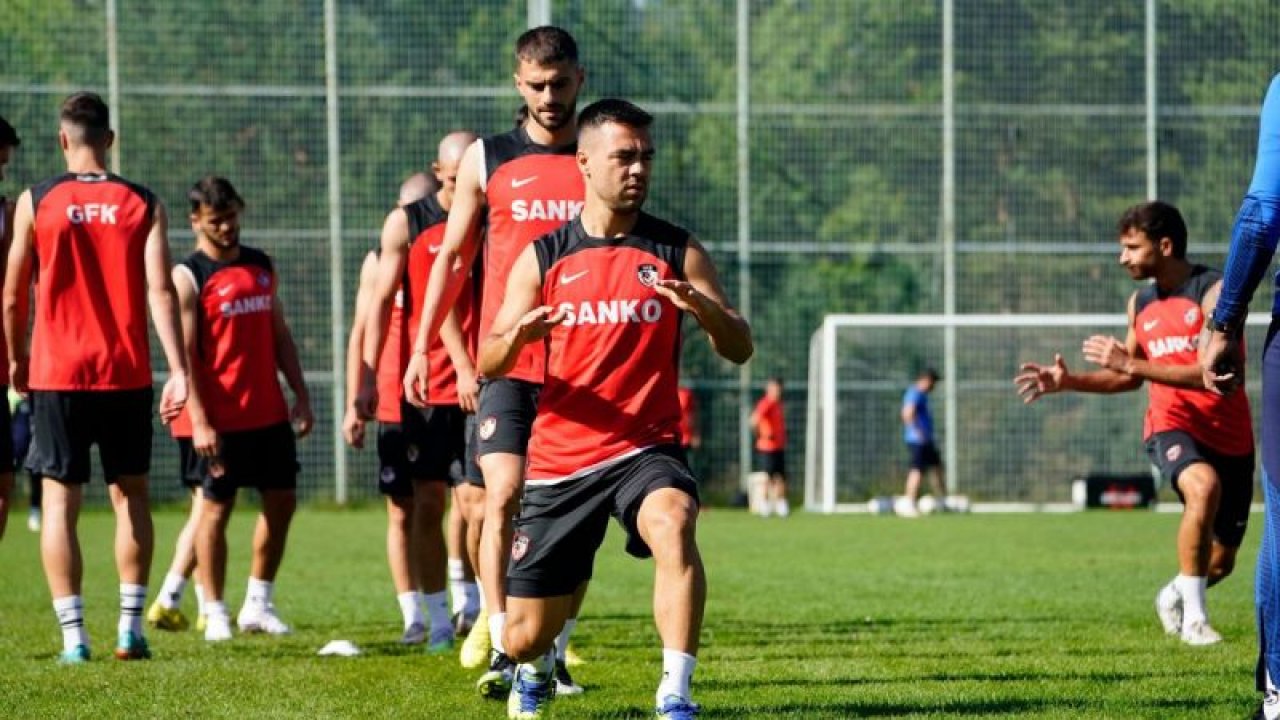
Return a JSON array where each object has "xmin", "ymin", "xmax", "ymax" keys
[
  {"xmin": 437, "ymin": 131, "xmax": 476, "ymax": 165},
  {"xmin": 397, "ymin": 172, "xmax": 436, "ymax": 207}
]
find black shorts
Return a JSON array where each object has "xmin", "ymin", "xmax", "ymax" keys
[
  {"xmin": 189, "ymin": 422, "xmax": 299, "ymax": 503},
  {"xmin": 907, "ymin": 442, "xmax": 942, "ymax": 471},
  {"xmin": 1145, "ymin": 430, "xmax": 1255, "ymax": 547},
  {"xmin": 475, "ymin": 378, "xmax": 540, "ymax": 458},
  {"xmin": 506, "ymin": 445, "xmax": 700, "ymax": 599},
  {"xmin": 377, "ymin": 403, "xmax": 466, "ymax": 496},
  {"xmin": 459, "ymin": 413, "xmax": 484, "ymax": 488},
  {"xmin": 756, "ymin": 449, "xmax": 785, "ymax": 476},
  {"xmin": 27, "ymin": 388, "xmax": 152, "ymax": 484},
  {"xmin": 176, "ymin": 438, "xmax": 202, "ymax": 490},
  {"xmin": 0, "ymin": 386, "xmax": 13, "ymax": 472}
]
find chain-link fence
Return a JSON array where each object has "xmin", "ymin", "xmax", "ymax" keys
[{"xmin": 3, "ymin": 1, "xmax": 1278, "ymax": 503}]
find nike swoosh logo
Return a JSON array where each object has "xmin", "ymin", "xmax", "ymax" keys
[
  {"xmin": 511, "ymin": 176, "xmax": 538, "ymax": 188},
  {"xmin": 428, "ymin": 244, "xmax": 441, "ymax": 254},
  {"xmin": 560, "ymin": 270, "xmax": 589, "ymax": 285},
  {"xmin": 1142, "ymin": 319, "xmax": 1159, "ymax": 331},
  {"xmin": 217, "ymin": 285, "xmax": 234, "ymax": 297}
]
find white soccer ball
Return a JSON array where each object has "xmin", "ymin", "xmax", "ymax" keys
[{"xmin": 917, "ymin": 495, "xmax": 939, "ymax": 515}]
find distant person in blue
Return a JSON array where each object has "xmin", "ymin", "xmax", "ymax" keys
[
  {"xmin": 900, "ymin": 368, "xmax": 945, "ymax": 517},
  {"xmin": 1197, "ymin": 72, "xmax": 1280, "ymax": 720}
]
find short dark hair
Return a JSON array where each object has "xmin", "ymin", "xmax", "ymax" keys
[
  {"xmin": 0, "ymin": 116, "xmax": 19, "ymax": 148},
  {"xmin": 59, "ymin": 92, "xmax": 111, "ymax": 144},
  {"xmin": 1117, "ymin": 200, "xmax": 1188, "ymax": 259},
  {"xmin": 577, "ymin": 99, "xmax": 653, "ymax": 138},
  {"xmin": 515, "ymin": 26, "xmax": 579, "ymax": 66},
  {"xmin": 188, "ymin": 176, "xmax": 244, "ymax": 214},
  {"xmin": 918, "ymin": 367, "xmax": 940, "ymax": 382}
]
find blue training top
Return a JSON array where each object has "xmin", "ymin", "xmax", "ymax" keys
[
  {"xmin": 1215, "ymin": 73, "xmax": 1280, "ymax": 323},
  {"xmin": 902, "ymin": 385, "xmax": 933, "ymax": 445}
]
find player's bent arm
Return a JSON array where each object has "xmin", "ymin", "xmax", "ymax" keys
[
  {"xmin": 411, "ymin": 140, "xmax": 486, "ymax": 355},
  {"xmin": 477, "ymin": 246, "xmax": 543, "ymax": 378},
  {"xmin": 145, "ymin": 203, "xmax": 189, "ymax": 377},
  {"xmin": 440, "ymin": 307, "xmax": 477, "ymax": 380},
  {"xmin": 1060, "ymin": 369, "xmax": 1142, "ymax": 394},
  {"xmin": 2, "ymin": 191, "xmax": 34, "ymax": 371},
  {"xmin": 347, "ymin": 252, "xmax": 378, "ymax": 409},
  {"xmin": 679, "ymin": 237, "xmax": 753, "ymax": 364},
  {"xmin": 362, "ymin": 208, "xmax": 410, "ymax": 375}
]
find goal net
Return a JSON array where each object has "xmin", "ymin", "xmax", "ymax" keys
[{"xmin": 804, "ymin": 313, "xmax": 1265, "ymax": 513}]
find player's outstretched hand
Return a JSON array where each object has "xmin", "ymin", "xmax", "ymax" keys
[
  {"xmin": 403, "ymin": 352, "xmax": 429, "ymax": 408},
  {"xmin": 1198, "ymin": 328, "xmax": 1243, "ymax": 395},
  {"xmin": 514, "ymin": 306, "xmax": 567, "ymax": 344},
  {"xmin": 292, "ymin": 397, "xmax": 315, "ymax": 438},
  {"xmin": 342, "ymin": 405, "xmax": 366, "ymax": 449},
  {"xmin": 193, "ymin": 421, "xmax": 221, "ymax": 459},
  {"xmin": 1082, "ymin": 335, "xmax": 1130, "ymax": 373},
  {"xmin": 654, "ymin": 279, "xmax": 706, "ymax": 314},
  {"xmin": 159, "ymin": 371, "xmax": 189, "ymax": 424},
  {"xmin": 1014, "ymin": 354, "xmax": 1069, "ymax": 404}
]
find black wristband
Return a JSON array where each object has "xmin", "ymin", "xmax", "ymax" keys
[{"xmin": 1206, "ymin": 311, "xmax": 1242, "ymax": 335}]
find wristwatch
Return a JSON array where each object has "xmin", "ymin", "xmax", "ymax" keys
[{"xmin": 1206, "ymin": 310, "xmax": 1242, "ymax": 335}]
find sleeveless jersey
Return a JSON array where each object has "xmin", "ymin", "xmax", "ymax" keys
[
  {"xmin": 405, "ymin": 193, "xmax": 475, "ymax": 406},
  {"xmin": 0, "ymin": 196, "xmax": 9, "ymax": 385},
  {"xmin": 171, "ymin": 246, "xmax": 288, "ymax": 434},
  {"xmin": 525, "ymin": 214, "xmax": 688, "ymax": 484},
  {"xmin": 479, "ymin": 127, "xmax": 585, "ymax": 384},
  {"xmin": 28, "ymin": 173, "xmax": 156, "ymax": 390},
  {"xmin": 1133, "ymin": 265, "xmax": 1253, "ymax": 455}
]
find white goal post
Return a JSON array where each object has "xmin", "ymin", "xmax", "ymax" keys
[{"xmin": 804, "ymin": 313, "xmax": 1267, "ymax": 514}]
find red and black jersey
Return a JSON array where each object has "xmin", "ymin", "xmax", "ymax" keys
[
  {"xmin": 0, "ymin": 196, "xmax": 9, "ymax": 385},
  {"xmin": 478, "ymin": 127, "xmax": 585, "ymax": 384},
  {"xmin": 1133, "ymin": 264, "xmax": 1253, "ymax": 455},
  {"xmin": 172, "ymin": 246, "xmax": 288, "ymax": 434},
  {"xmin": 373, "ymin": 245, "xmax": 406, "ymax": 424},
  {"xmin": 28, "ymin": 173, "xmax": 156, "ymax": 390},
  {"xmin": 525, "ymin": 214, "xmax": 688, "ymax": 484},
  {"xmin": 404, "ymin": 193, "xmax": 476, "ymax": 406}
]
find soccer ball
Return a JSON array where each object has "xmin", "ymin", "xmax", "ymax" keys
[{"xmin": 917, "ymin": 495, "xmax": 939, "ymax": 515}]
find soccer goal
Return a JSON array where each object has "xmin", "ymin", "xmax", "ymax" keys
[{"xmin": 803, "ymin": 313, "xmax": 1266, "ymax": 514}]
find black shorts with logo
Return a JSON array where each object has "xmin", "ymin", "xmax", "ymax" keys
[
  {"xmin": 188, "ymin": 422, "xmax": 299, "ymax": 503},
  {"xmin": 907, "ymin": 441, "xmax": 942, "ymax": 471},
  {"xmin": 506, "ymin": 445, "xmax": 700, "ymax": 599},
  {"xmin": 1145, "ymin": 429, "xmax": 1255, "ymax": 547},
  {"xmin": 377, "ymin": 403, "xmax": 466, "ymax": 496},
  {"xmin": 28, "ymin": 388, "xmax": 152, "ymax": 484},
  {"xmin": 475, "ymin": 378, "xmax": 540, "ymax": 458}
]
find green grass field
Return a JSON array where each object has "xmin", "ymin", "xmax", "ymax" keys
[{"xmin": 0, "ymin": 507, "xmax": 1264, "ymax": 719}]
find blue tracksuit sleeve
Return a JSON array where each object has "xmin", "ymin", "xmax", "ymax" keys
[{"xmin": 1216, "ymin": 73, "xmax": 1280, "ymax": 325}]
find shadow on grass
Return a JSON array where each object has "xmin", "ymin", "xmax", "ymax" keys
[{"xmin": 579, "ymin": 695, "xmax": 1235, "ymax": 718}]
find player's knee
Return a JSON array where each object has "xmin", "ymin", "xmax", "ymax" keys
[
  {"xmin": 1179, "ymin": 468, "xmax": 1221, "ymax": 505},
  {"xmin": 502, "ymin": 616, "xmax": 554, "ymax": 662},
  {"xmin": 1212, "ymin": 553, "xmax": 1237, "ymax": 580},
  {"xmin": 641, "ymin": 493, "xmax": 698, "ymax": 549}
]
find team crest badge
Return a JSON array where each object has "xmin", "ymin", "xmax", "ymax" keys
[
  {"xmin": 406, "ymin": 444, "xmax": 419, "ymax": 463},
  {"xmin": 1184, "ymin": 307, "xmax": 1199, "ymax": 326},
  {"xmin": 637, "ymin": 263, "xmax": 659, "ymax": 287},
  {"xmin": 511, "ymin": 532, "xmax": 531, "ymax": 562},
  {"xmin": 478, "ymin": 416, "xmax": 497, "ymax": 440},
  {"xmin": 258, "ymin": 272, "xmax": 271, "ymax": 288},
  {"xmin": 380, "ymin": 466, "xmax": 397, "ymax": 485},
  {"xmin": 1166, "ymin": 445, "xmax": 1182, "ymax": 462}
]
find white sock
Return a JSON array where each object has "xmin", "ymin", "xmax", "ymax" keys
[
  {"xmin": 53, "ymin": 595, "xmax": 88, "ymax": 652},
  {"xmin": 489, "ymin": 611, "xmax": 507, "ymax": 654},
  {"xmin": 554, "ymin": 618, "xmax": 578, "ymax": 662},
  {"xmin": 159, "ymin": 572, "xmax": 187, "ymax": 610},
  {"xmin": 118, "ymin": 583, "xmax": 147, "ymax": 636},
  {"xmin": 448, "ymin": 559, "xmax": 467, "ymax": 614},
  {"xmin": 398, "ymin": 591, "xmax": 424, "ymax": 628},
  {"xmin": 423, "ymin": 590, "xmax": 452, "ymax": 637},
  {"xmin": 777, "ymin": 498, "xmax": 791, "ymax": 517},
  {"xmin": 245, "ymin": 577, "xmax": 273, "ymax": 609},
  {"xmin": 195, "ymin": 584, "xmax": 206, "ymax": 616},
  {"xmin": 1174, "ymin": 574, "xmax": 1209, "ymax": 625},
  {"xmin": 657, "ymin": 649, "xmax": 697, "ymax": 704},
  {"xmin": 520, "ymin": 649, "xmax": 554, "ymax": 679},
  {"xmin": 205, "ymin": 600, "xmax": 230, "ymax": 621}
]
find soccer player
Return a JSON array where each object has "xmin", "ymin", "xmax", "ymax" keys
[
  {"xmin": 1197, "ymin": 72, "xmax": 1280, "ymax": 718},
  {"xmin": 480, "ymin": 97, "xmax": 751, "ymax": 720},
  {"xmin": 399, "ymin": 26, "xmax": 590, "ymax": 698},
  {"xmin": 750, "ymin": 378, "xmax": 789, "ymax": 517},
  {"xmin": 899, "ymin": 368, "xmax": 946, "ymax": 518},
  {"xmin": 177, "ymin": 176, "xmax": 313, "ymax": 643},
  {"xmin": 1016, "ymin": 200, "xmax": 1254, "ymax": 647},
  {"xmin": 359, "ymin": 133, "xmax": 480, "ymax": 651},
  {"xmin": 0, "ymin": 115, "xmax": 18, "ymax": 541},
  {"xmin": 3, "ymin": 92, "xmax": 190, "ymax": 662}
]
